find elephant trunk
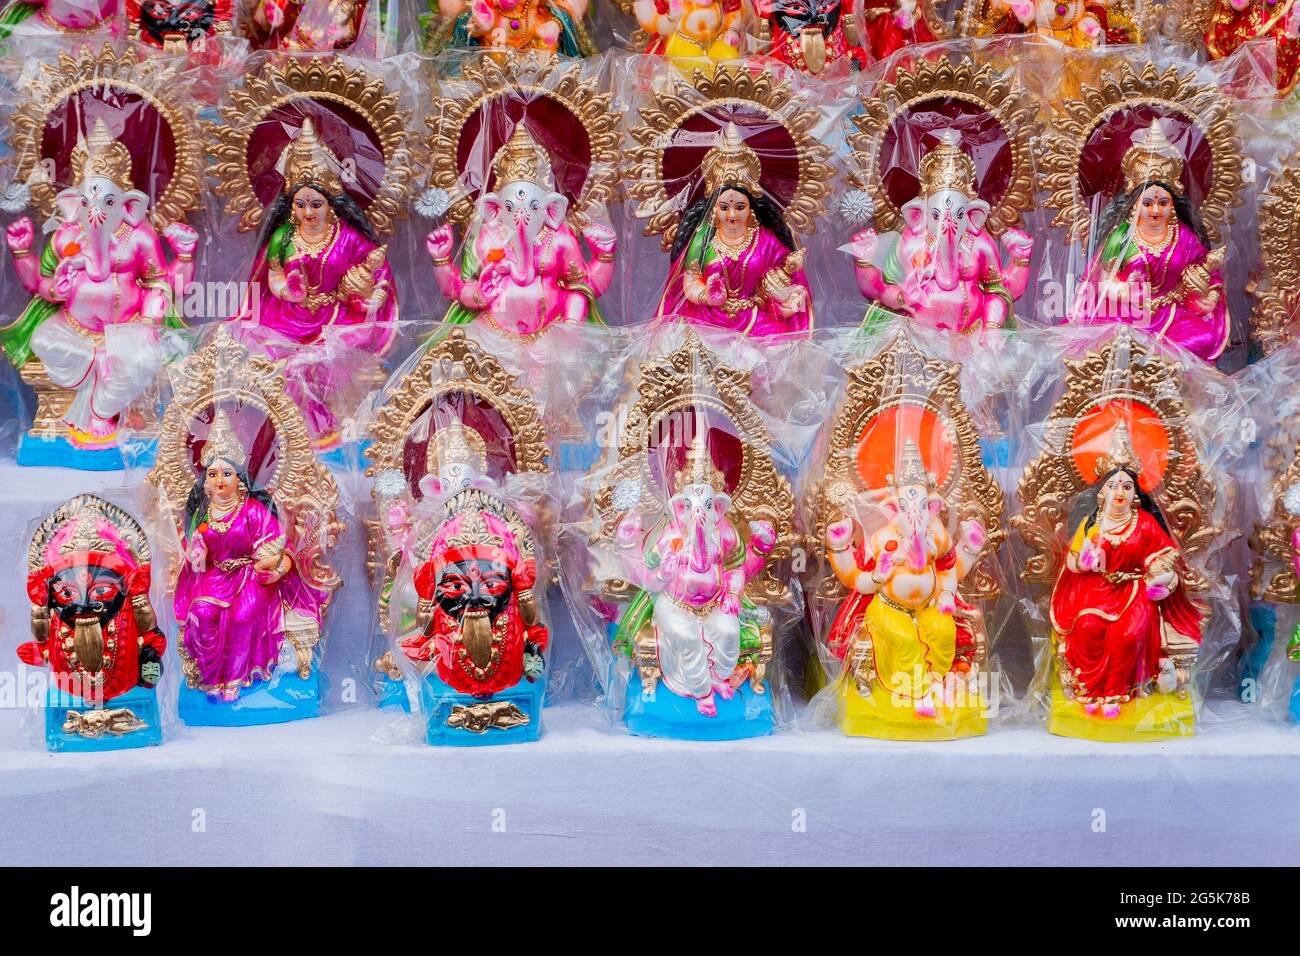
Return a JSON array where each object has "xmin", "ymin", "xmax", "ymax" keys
[
  {"xmin": 932, "ymin": 216, "xmax": 960, "ymax": 292},
  {"xmin": 511, "ymin": 216, "xmax": 535, "ymax": 285}
]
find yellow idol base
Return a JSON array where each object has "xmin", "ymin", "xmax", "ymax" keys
[
  {"xmin": 1047, "ymin": 678, "xmax": 1195, "ymax": 742},
  {"xmin": 837, "ymin": 679, "xmax": 987, "ymax": 741}
]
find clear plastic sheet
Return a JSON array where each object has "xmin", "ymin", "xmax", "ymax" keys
[
  {"xmin": 558, "ymin": 321, "xmax": 826, "ymax": 739},
  {"xmin": 422, "ymin": 0, "xmax": 598, "ymax": 56},
  {"xmin": 1026, "ymin": 41, "xmax": 1278, "ymax": 372},
  {"xmin": 1236, "ymin": 341, "xmax": 1300, "ymax": 726},
  {"xmin": 802, "ymin": 320, "xmax": 1021, "ymax": 739},
  {"xmin": 129, "ymin": 323, "xmax": 350, "ymax": 728},
  {"xmin": 1009, "ymin": 324, "xmax": 1254, "ymax": 740},
  {"xmin": 362, "ymin": 322, "xmax": 561, "ymax": 745},
  {"xmin": 15, "ymin": 490, "xmax": 177, "ymax": 751},
  {"xmin": 417, "ymin": 50, "xmax": 620, "ymax": 339},
  {"xmin": 237, "ymin": 0, "xmax": 398, "ymax": 53},
  {"xmin": 617, "ymin": 54, "xmax": 850, "ymax": 336},
  {"xmin": 0, "ymin": 41, "xmax": 208, "ymax": 471}
]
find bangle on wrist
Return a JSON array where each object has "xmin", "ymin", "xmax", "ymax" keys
[{"xmin": 432, "ymin": 255, "xmax": 451, "ymax": 266}]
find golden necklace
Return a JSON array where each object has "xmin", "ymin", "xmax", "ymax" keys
[
  {"xmin": 294, "ymin": 221, "xmax": 338, "ymax": 258},
  {"xmin": 206, "ymin": 494, "xmax": 245, "ymax": 533},
  {"xmin": 1132, "ymin": 220, "xmax": 1174, "ymax": 257},
  {"xmin": 712, "ymin": 224, "xmax": 756, "ymax": 260}
]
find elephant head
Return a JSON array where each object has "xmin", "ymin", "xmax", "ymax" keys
[
  {"xmin": 478, "ymin": 125, "xmax": 567, "ymax": 286},
  {"xmin": 56, "ymin": 120, "xmax": 149, "ymax": 283},
  {"xmin": 884, "ymin": 440, "xmax": 943, "ymax": 573},
  {"xmin": 902, "ymin": 130, "xmax": 989, "ymax": 292},
  {"xmin": 670, "ymin": 483, "xmax": 733, "ymax": 575}
]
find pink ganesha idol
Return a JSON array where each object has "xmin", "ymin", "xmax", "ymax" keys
[
  {"xmin": 847, "ymin": 130, "xmax": 1034, "ymax": 337},
  {"xmin": 2, "ymin": 119, "xmax": 197, "ymax": 467},
  {"xmin": 427, "ymin": 125, "xmax": 616, "ymax": 340}
]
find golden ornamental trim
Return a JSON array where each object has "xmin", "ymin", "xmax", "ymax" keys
[
  {"xmin": 147, "ymin": 326, "xmax": 345, "ymax": 596},
  {"xmin": 1251, "ymin": 149, "xmax": 1300, "ymax": 355},
  {"xmin": 1012, "ymin": 328, "xmax": 1215, "ymax": 588},
  {"xmin": 591, "ymin": 327, "xmax": 795, "ymax": 604},
  {"xmin": 627, "ymin": 65, "xmax": 833, "ymax": 249},
  {"xmin": 28, "ymin": 494, "xmax": 152, "ymax": 576},
  {"xmin": 1039, "ymin": 60, "xmax": 1244, "ymax": 245},
  {"xmin": 810, "ymin": 331, "xmax": 1006, "ymax": 601},
  {"xmin": 427, "ymin": 55, "xmax": 621, "ymax": 231},
  {"xmin": 1251, "ymin": 431, "xmax": 1300, "ymax": 602},
  {"xmin": 207, "ymin": 56, "xmax": 415, "ymax": 235},
  {"xmin": 8, "ymin": 43, "xmax": 203, "ymax": 229},
  {"xmin": 848, "ymin": 56, "xmax": 1038, "ymax": 239}
]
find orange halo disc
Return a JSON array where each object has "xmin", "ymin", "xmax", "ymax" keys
[
  {"xmin": 855, "ymin": 405, "xmax": 955, "ymax": 491},
  {"xmin": 1071, "ymin": 398, "xmax": 1170, "ymax": 492}
]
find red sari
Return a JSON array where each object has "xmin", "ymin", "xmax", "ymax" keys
[{"xmin": 1050, "ymin": 509, "xmax": 1201, "ymax": 703}]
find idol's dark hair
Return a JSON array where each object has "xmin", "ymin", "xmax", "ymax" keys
[
  {"xmin": 184, "ymin": 457, "xmax": 279, "ymax": 532},
  {"xmin": 1083, "ymin": 465, "xmax": 1170, "ymax": 537},
  {"xmin": 1095, "ymin": 179, "xmax": 1209, "ymax": 252},
  {"xmin": 260, "ymin": 180, "xmax": 379, "ymax": 249},
  {"xmin": 669, "ymin": 184, "xmax": 796, "ymax": 264}
]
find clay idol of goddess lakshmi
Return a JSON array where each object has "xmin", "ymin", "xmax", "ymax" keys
[
  {"xmin": 3, "ymin": 120, "xmax": 197, "ymax": 464},
  {"xmin": 657, "ymin": 124, "xmax": 814, "ymax": 334},
  {"xmin": 20, "ymin": 494, "xmax": 167, "ymax": 751},
  {"xmin": 399, "ymin": 424, "xmax": 551, "ymax": 742},
  {"xmin": 173, "ymin": 411, "xmax": 330, "ymax": 705},
  {"xmin": 1070, "ymin": 122, "xmax": 1229, "ymax": 363},
  {"xmin": 234, "ymin": 118, "xmax": 396, "ymax": 449},
  {"xmin": 1050, "ymin": 422, "xmax": 1202, "ymax": 721}
]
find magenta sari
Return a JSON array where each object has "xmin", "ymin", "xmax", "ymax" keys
[
  {"xmin": 236, "ymin": 220, "xmax": 397, "ymax": 444},
  {"xmin": 657, "ymin": 225, "xmax": 812, "ymax": 336},
  {"xmin": 1071, "ymin": 221, "xmax": 1228, "ymax": 363},
  {"xmin": 174, "ymin": 496, "xmax": 327, "ymax": 697}
]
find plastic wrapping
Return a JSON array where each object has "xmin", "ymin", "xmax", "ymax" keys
[
  {"xmin": 205, "ymin": 51, "xmax": 417, "ymax": 459},
  {"xmin": 1237, "ymin": 342, "xmax": 1300, "ymax": 725},
  {"xmin": 749, "ymin": 0, "xmax": 869, "ymax": 75},
  {"xmin": 954, "ymin": 0, "xmax": 1149, "ymax": 45},
  {"xmin": 804, "ymin": 321, "xmax": 1018, "ymax": 739},
  {"xmin": 560, "ymin": 322, "xmax": 815, "ymax": 739},
  {"xmin": 838, "ymin": 45, "xmax": 1039, "ymax": 339},
  {"xmin": 1026, "ymin": 42, "xmax": 1277, "ymax": 371},
  {"xmin": 363, "ymin": 324, "xmax": 559, "ymax": 745},
  {"xmin": 610, "ymin": 0, "xmax": 750, "ymax": 71},
  {"xmin": 1010, "ymin": 325, "xmax": 1252, "ymax": 741},
  {"xmin": 0, "ymin": 42, "xmax": 206, "ymax": 470},
  {"xmin": 0, "ymin": 0, "xmax": 122, "ymax": 41},
  {"xmin": 16, "ymin": 491, "xmax": 176, "ymax": 751},
  {"xmin": 125, "ymin": 0, "xmax": 234, "ymax": 50},
  {"xmin": 620, "ymin": 57, "xmax": 848, "ymax": 335},
  {"xmin": 419, "ymin": 51, "xmax": 620, "ymax": 340},
  {"xmin": 136, "ymin": 325, "xmax": 347, "ymax": 727}
]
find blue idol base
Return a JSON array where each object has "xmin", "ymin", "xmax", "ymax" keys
[
  {"xmin": 622, "ymin": 672, "xmax": 775, "ymax": 741},
  {"xmin": 45, "ymin": 685, "xmax": 162, "ymax": 752},
  {"xmin": 319, "ymin": 439, "xmax": 372, "ymax": 470},
  {"xmin": 421, "ymin": 673, "xmax": 545, "ymax": 746},
  {"xmin": 17, "ymin": 434, "xmax": 158, "ymax": 471},
  {"xmin": 1291, "ymin": 677, "xmax": 1300, "ymax": 725},
  {"xmin": 978, "ymin": 435, "xmax": 1011, "ymax": 470},
  {"xmin": 179, "ymin": 667, "xmax": 322, "ymax": 727}
]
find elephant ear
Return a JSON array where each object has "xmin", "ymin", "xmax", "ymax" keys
[
  {"xmin": 480, "ymin": 194, "xmax": 503, "ymax": 223},
  {"xmin": 671, "ymin": 495, "xmax": 691, "ymax": 520},
  {"xmin": 55, "ymin": 188, "xmax": 82, "ymax": 224},
  {"xmin": 121, "ymin": 191, "xmax": 150, "ymax": 226},
  {"xmin": 965, "ymin": 199, "xmax": 991, "ymax": 236},
  {"xmin": 901, "ymin": 198, "xmax": 927, "ymax": 233},
  {"xmin": 712, "ymin": 492, "xmax": 732, "ymax": 516},
  {"xmin": 543, "ymin": 194, "xmax": 569, "ymax": 230}
]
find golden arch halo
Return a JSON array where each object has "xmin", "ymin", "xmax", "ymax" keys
[
  {"xmin": 847, "ymin": 56, "xmax": 1038, "ymax": 240},
  {"xmin": 207, "ymin": 56, "xmax": 415, "ymax": 236},
  {"xmin": 626, "ymin": 65, "xmax": 833, "ymax": 250},
  {"xmin": 1038, "ymin": 60, "xmax": 1244, "ymax": 245},
  {"xmin": 8, "ymin": 43, "xmax": 203, "ymax": 229},
  {"xmin": 426, "ymin": 55, "xmax": 621, "ymax": 231}
]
